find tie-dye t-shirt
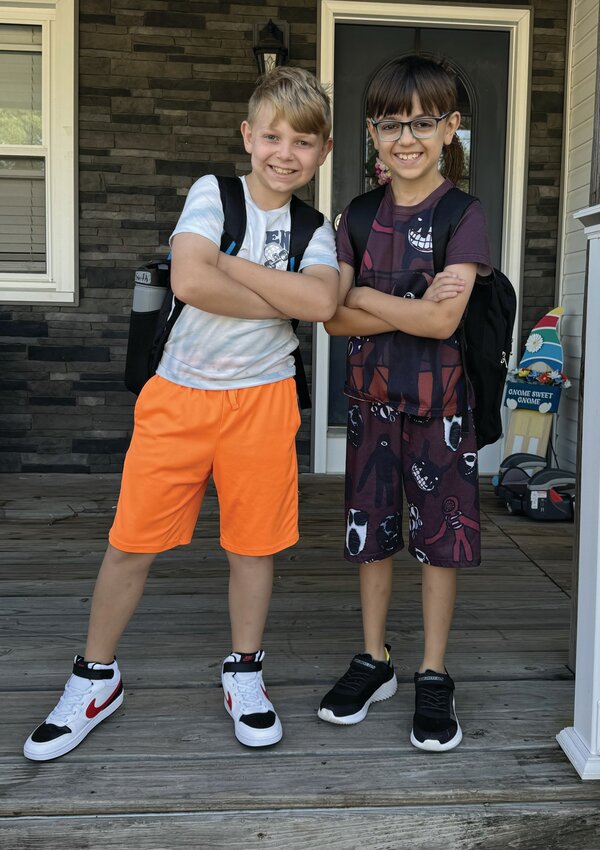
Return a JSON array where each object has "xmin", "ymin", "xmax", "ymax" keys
[
  {"xmin": 160, "ymin": 175, "xmax": 338, "ymax": 390},
  {"xmin": 336, "ymin": 179, "xmax": 491, "ymax": 417}
]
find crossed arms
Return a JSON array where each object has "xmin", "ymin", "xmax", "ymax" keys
[
  {"xmin": 170, "ymin": 231, "xmax": 338, "ymax": 323},
  {"xmin": 324, "ymin": 261, "xmax": 477, "ymax": 340}
]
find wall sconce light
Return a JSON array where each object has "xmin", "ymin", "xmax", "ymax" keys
[{"xmin": 253, "ymin": 19, "xmax": 289, "ymax": 75}]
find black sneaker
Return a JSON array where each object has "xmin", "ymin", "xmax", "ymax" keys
[
  {"xmin": 317, "ymin": 645, "xmax": 397, "ymax": 725},
  {"xmin": 410, "ymin": 669, "xmax": 462, "ymax": 751}
]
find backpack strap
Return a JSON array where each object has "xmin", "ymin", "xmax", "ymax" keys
[
  {"xmin": 431, "ymin": 186, "xmax": 478, "ymax": 432},
  {"xmin": 431, "ymin": 186, "xmax": 477, "ymax": 275},
  {"xmin": 286, "ymin": 195, "xmax": 325, "ymax": 410},
  {"xmin": 346, "ymin": 185, "xmax": 387, "ymax": 276},
  {"xmin": 288, "ymin": 194, "xmax": 324, "ymax": 270},
  {"xmin": 216, "ymin": 175, "xmax": 246, "ymax": 256}
]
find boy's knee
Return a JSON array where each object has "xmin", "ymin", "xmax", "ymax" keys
[
  {"xmin": 105, "ymin": 543, "xmax": 156, "ymax": 571},
  {"xmin": 226, "ymin": 550, "xmax": 274, "ymax": 569}
]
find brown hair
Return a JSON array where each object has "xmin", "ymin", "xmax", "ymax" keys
[
  {"xmin": 248, "ymin": 66, "xmax": 332, "ymax": 140},
  {"xmin": 366, "ymin": 55, "xmax": 464, "ymax": 185}
]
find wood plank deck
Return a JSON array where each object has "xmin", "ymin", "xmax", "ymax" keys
[{"xmin": 1, "ymin": 472, "xmax": 599, "ymax": 849}]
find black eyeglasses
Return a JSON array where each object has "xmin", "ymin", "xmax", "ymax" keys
[{"xmin": 370, "ymin": 113, "xmax": 452, "ymax": 141}]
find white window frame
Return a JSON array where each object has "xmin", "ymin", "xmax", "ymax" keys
[{"xmin": 0, "ymin": 0, "xmax": 76, "ymax": 304}]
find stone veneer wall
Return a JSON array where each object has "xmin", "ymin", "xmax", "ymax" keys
[
  {"xmin": 1, "ymin": 0, "xmax": 318, "ymax": 473},
  {"xmin": 0, "ymin": 0, "xmax": 567, "ymax": 472},
  {"xmin": 522, "ymin": 0, "xmax": 569, "ymax": 343}
]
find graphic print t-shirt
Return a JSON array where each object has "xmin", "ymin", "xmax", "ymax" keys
[
  {"xmin": 159, "ymin": 175, "xmax": 338, "ymax": 390},
  {"xmin": 336, "ymin": 179, "xmax": 491, "ymax": 417}
]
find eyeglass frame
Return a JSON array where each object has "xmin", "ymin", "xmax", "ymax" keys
[{"xmin": 369, "ymin": 112, "xmax": 453, "ymax": 141}]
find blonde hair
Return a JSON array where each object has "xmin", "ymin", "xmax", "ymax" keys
[{"xmin": 248, "ymin": 66, "xmax": 332, "ymax": 140}]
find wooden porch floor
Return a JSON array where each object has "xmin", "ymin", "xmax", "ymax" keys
[{"xmin": 2, "ymin": 472, "xmax": 600, "ymax": 849}]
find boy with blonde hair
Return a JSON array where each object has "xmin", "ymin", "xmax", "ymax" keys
[{"xmin": 24, "ymin": 66, "xmax": 338, "ymax": 760}]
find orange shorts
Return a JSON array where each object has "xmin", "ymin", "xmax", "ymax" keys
[{"xmin": 109, "ymin": 375, "xmax": 301, "ymax": 556}]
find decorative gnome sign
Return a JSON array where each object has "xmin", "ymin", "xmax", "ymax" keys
[{"xmin": 503, "ymin": 307, "xmax": 571, "ymax": 457}]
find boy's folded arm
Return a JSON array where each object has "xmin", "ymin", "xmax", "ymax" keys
[
  {"xmin": 170, "ymin": 232, "xmax": 287, "ymax": 319},
  {"xmin": 217, "ymin": 252, "xmax": 338, "ymax": 322},
  {"xmin": 324, "ymin": 305, "xmax": 398, "ymax": 336},
  {"xmin": 346, "ymin": 263, "xmax": 477, "ymax": 339},
  {"xmin": 324, "ymin": 262, "xmax": 396, "ymax": 336}
]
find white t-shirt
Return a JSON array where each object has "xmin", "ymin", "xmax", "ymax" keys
[{"xmin": 157, "ymin": 175, "xmax": 338, "ymax": 390}]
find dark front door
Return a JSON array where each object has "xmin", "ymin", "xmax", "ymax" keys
[{"xmin": 328, "ymin": 24, "xmax": 510, "ymax": 426}]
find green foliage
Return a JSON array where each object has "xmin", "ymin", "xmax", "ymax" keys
[{"xmin": 0, "ymin": 109, "xmax": 42, "ymax": 145}]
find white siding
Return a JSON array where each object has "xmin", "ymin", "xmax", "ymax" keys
[{"xmin": 555, "ymin": 0, "xmax": 599, "ymax": 471}]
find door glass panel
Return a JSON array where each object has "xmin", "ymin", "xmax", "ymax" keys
[
  {"xmin": 0, "ymin": 25, "xmax": 43, "ymax": 146},
  {"xmin": 455, "ymin": 76, "xmax": 471, "ymax": 192},
  {"xmin": 0, "ymin": 157, "xmax": 46, "ymax": 272}
]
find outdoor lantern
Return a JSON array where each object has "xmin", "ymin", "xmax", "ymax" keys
[{"xmin": 253, "ymin": 19, "xmax": 289, "ymax": 75}]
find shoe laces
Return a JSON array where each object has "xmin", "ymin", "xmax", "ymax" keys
[
  {"xmin": 337, "ymin": 659, "xmax": 378, "ymax": 693},
  {"xmin": 47, "ymin": 675, "xmax": 93, "ymax": 726},
  {"xmin": 233, "ymin": 673, "xmax": 270, "ymax": 715},
  {"xmin": 416, "ymin": 682, "xmax": 452, "ymax": 716}
]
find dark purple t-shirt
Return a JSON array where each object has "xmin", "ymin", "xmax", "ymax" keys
[{"xmin": 336, "ymin": 179, "xmax": 492, "ymax": 417}]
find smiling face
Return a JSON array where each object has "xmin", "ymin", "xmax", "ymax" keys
[
  {"xmin": 241, "ymin": 103, "xmax": 332, "ymax": 210},
  {"xmin": 368, "ymin": 95, "xmax": 460, "ymax": 199}
]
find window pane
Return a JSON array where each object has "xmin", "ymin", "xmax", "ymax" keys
[
  {"xmin": 0, "ymin": 25, "xmax": 42, "ymax": 145},
  {"xmin": 0, "ymin": 24, "xmax": 41, "ymax": 46},
  {"xmin": 0, "ymin": 157, "xmax": 46, "ymax": 272}
]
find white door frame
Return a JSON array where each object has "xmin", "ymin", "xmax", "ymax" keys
[{"xmin": 312, "ymin": 1, "xmax": 532, "ymax": 473}]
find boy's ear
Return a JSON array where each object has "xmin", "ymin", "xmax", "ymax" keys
[
  {"xmin": 318, "ymin": 136, "xmax": 334, "ymax": 165},
  {"xmin": 240, "ymin": 120, "xmax": 253, "ymax": 153}
]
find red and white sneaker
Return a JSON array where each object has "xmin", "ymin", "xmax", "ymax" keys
[
  {"xmin": 221, "ymin": 651, "xmax": 282, "ymax": 748},
  {"xmin": 23, "ymin": 655, "xmax": 124, "ymax": 761}
]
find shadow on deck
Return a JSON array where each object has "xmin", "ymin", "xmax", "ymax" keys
[{"xmin": 2, "ymin": 472, "xmax": 599, "ymax": 849}]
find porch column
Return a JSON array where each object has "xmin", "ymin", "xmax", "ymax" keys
[{"xmin": 557, "ymin": 204, "xmax": 600, "ymax": 779}]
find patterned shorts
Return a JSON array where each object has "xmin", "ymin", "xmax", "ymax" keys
[{"xmin": 344, "ymin": 399, "xmax": 480, "ymax": 567}]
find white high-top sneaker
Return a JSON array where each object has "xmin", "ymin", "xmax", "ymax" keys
[
  {"xmin": 23, "ymin": 655, "xmax": 124, "ymax": 761},
  {"xmin": 221, "ymin": 651, "xmax": 282, "ymax": 747}
]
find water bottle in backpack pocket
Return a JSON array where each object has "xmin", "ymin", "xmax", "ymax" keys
[{"xmin": 124, "ymin": 260, "xmax": 170, "ymax": 396}]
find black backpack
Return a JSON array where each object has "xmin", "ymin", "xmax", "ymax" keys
[
  {"xmin": 346, "ymin": 185, "xmax": 517, "ymax": 449},
  {"xmin": 124, "ymin": 175, "xmax": 324, "ymax": 408}
]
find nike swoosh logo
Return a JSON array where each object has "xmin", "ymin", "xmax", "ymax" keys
[
  {"xmin": 85, "ymin": 679, "xmax": 122, "ymax": 719},
  {"xmin": 226, "ymin": 692, "xmax": 233, "ymax": 710}
]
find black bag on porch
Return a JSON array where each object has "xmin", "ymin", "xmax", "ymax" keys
[
  {"xmin": 124, "ymin": 175, "xmax": 324, "ymax": 409},
  {"xmin": 346, "ymin": 185, "xmax": 517, "ymax": 449}
]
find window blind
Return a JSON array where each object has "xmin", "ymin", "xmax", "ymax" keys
[
  {"xmin": 0, "ymin": 158, "xmax": 46, "ymax": 272},
  {"xmin": 0, "ymin": 24, "xmax": 45, "ymax": 272}
]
